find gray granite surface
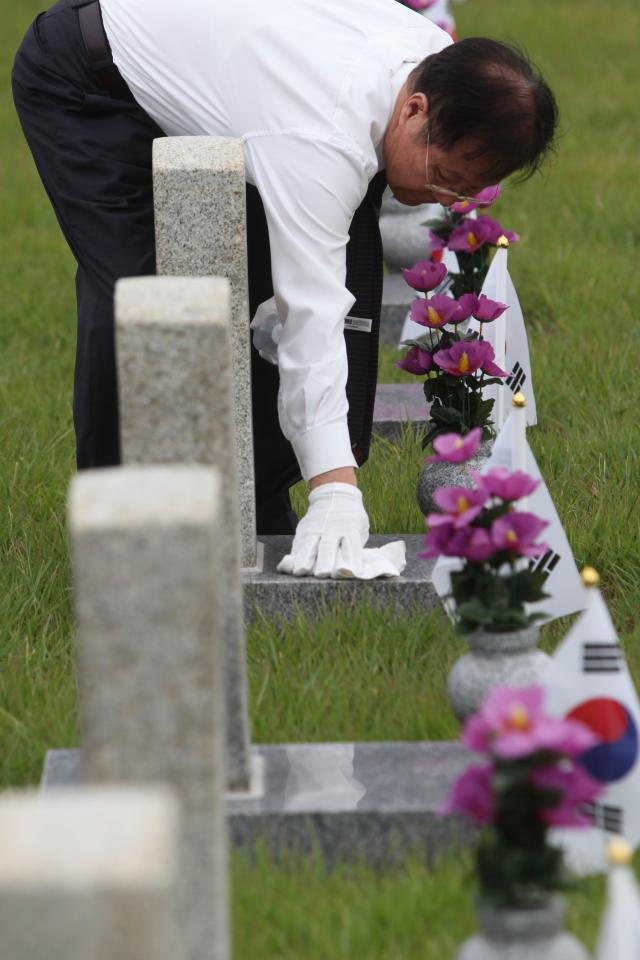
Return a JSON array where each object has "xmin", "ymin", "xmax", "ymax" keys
[
  {"xmin": 457, "ymin": 896, "xmax": 589, "ymax": 960},
  {"xmin": 243, "ymin": 535, "xmax": 437, "ymax": 621},
  {"xmin": 380, "ymin": 272, "xmax": 415, "ymax": 345},
  {"xmin": 69, "ymin": 467, "xmax": 229, "ymax": 960},
  {"xmin": 153, "ymin": 136, "xmax": 257, "ymax": 569},
  {"xmin": 417, "ymin": 442, "xmax": 493, "ymax": 517},
  {"xmin": 379, "ymin": 195, "xmax": 435, "ymax": 271},
  {"xmin": 0, "ymin": 788, "xmax": 182, "ymax": 960},
  {"xmin": 373, "ymin": 383, "xmax": 428, "ymax": 440},
  {"xmin": 115, "ymin": 277, "xmax": 251, "ymax": 791},
  {"xmin": 448, "ymin": 627, "xmax": 551, "ymax": 724},
  {"xmin": 43, "ymin": 741, "xmax": 474, "ymax": 869}
]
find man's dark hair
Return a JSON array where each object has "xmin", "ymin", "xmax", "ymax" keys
[{"xmin": 411, "ymin": 38, "xmax": 558, "ymax": 182}]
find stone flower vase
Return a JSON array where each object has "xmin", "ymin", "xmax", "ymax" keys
[
  {"xmin": 417, "ymin": 441, "xmax": 492, "ymax": 517},
  {"xmin": 447, "ymin": 626, "xmax": 550, "ymax": 724},
  {"xmin": 456, "ymin": 896, "xmax": 589, "ymax": 960}
]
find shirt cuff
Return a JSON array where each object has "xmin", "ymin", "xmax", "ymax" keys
[{"xmin": 291, "ymin": 420, "xmax": 358, "ymax": 481}]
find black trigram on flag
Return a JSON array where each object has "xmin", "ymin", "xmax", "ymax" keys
[
  {"xmin": 582, "ymin": 801, "xmax": 624, "ymax": 835},
  {"xmin": 506, "ymin": 361, "xmax": 527, "ymax": 393},
  {"xmin": 528, "ymin": 549, "xmax": 561, "ymax": 576},
  {"xmin": 582, "ymin": 641, "xmax": 623, "ymax": 673}
]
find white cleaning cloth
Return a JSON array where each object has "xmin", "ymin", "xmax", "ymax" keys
[{"xmin": 276, "ymin": 483, "xmax": 406, "ymax": 580}]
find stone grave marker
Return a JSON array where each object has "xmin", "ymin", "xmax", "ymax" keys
[
  {"xmin": 376, "ymin": 192, "xmax": 441, "ymax": 437},
  {"xmin": 115, "ymin": 275, "xmax": 251, "ymax": 791},
  {"xmin": 379, "ymin": 192, "xmax": 436, "ymax": 345},
  {"xmin": 0, "ymin": 786, "xmax": 182, "ymax": 960},
  {"xmin": 372, "ymin": 382, "xmax": 428, "ymax": 441},
  {"xmin": 69, "ymin": 465, "xmax": 230, "ymax": 960},
  {"xmin": 154, "ymin": 136, "xmax": 257, "ymax": 569}
]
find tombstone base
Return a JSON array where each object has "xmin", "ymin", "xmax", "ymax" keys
[
  {"xmin": 373, "ymin": 383, "xmax": 428, "ymax": 440},
  {"xmin": 243, "ymin": 536, "xmax": 437, "ymax": 622},
  {"xmin": 42, "ymin": 741, "xmax": 474, "ymax": 869}
]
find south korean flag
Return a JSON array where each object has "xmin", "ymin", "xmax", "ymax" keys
[
  {"xmin": 544, "ymin": 584, "xmax": 640, "ymax": 874},
  {"xmin": 468, "ymin": 247, "xmax": 538, "ymax": 428},
  {"xmin": 431, "ymin": 412, "xmax": 585, "ymax": 623}
]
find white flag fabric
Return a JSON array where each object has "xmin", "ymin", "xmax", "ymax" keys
[
  {"xmin": 431, "ymin": 412, "xmax": 586, "ymax": 623},
  {"xmin": 468, "ymin": 249, "xmax": 538, "ymax": 427},
  {"xmin": 544, "ymin": 588, "xmax": 640, "ymax": 875},
  {"xmin": 596, "ymin": 857, "xmax": 640, "ymax": 957}
]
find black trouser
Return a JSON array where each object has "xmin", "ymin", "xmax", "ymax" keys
[{"xmin": 12, "ymin": 0, "xmax": 384, "ymax": 534}]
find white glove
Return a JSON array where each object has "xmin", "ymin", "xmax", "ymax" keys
[
  {"xmin": 250, "ymin": 296, "xmax": 283, "ymax": 365},
  {"xmin": 276, "ymin": 483, "xmax": 406, "ymax": 580}
]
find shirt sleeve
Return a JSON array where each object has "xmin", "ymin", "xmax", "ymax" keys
[{"xmin": 244, "ymin": 133, "xmax": 372, "ymax": 481}]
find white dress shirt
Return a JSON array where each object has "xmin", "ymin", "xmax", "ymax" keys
[{"xmin": 101, "ymin": 0, "xmax": 451, "ymax": 479}]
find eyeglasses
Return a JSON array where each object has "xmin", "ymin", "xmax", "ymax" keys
[{"xmin": 423, "ymin": 124, "xmax": 484, "ymax": 205}]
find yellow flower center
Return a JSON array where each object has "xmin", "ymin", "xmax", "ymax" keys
[
  {"xmin": 456, "ymin": 496, "xmax": 469, "ymax": 514},
  {"xmin": 458, "ymin": 352, "xmax": 470, "ymax": 373},
  {"xmin": 427, "ymin": 306, "xmax": 442, "ymax": 326},
  {"xmin": 466, "ymin": 232, "xmax": 478, "ymax": 247},
  {"xmin": 454, "ymin": 439, "xmax": 464, "ymax": 448},
  {"xmin": 506, "ymin": 530, "xmax": 518, "ymax": 543},
  {"xmin": 508, "ymin": 704, "xmax": 530, "ymax": 730},
  {"xmin": 458, "ymin": 201, "xmax": 470, "ymax": 209}
]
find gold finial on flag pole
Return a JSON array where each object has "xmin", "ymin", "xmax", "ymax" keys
[
  {"xmin": 608, "ymin": 837, "xmax": 633, "ymax": 866},
  {"xmin": 496, "ymin": 235, "xmax": 510, "ymax": 247},
  {"xmin": 512, "ymin": 392, "xmax": 527, "ymax": 408},
  {"xmin": 581, "ymin": 566, "xmax": 600, "ymax": 588}
]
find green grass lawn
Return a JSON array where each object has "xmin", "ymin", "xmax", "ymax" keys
[{"xmin": 1, "ymin": 0, "xmax": 639, "ymax": 954}]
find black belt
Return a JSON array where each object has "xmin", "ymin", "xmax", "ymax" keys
[{"xmin": 77, "ymin": 0, "xmax": 135, "ymax": 101}]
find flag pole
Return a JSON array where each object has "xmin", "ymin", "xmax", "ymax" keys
[
  {"xmin": 493, "ymin": 235, "xmax": 509, "ymax": 430},
  {"xmin": 512, "ymin": 390, "xmax": 528, "ymax": 508},
  {"xmin": 596, "ymin": 838, "xmax": 640, "ymax": 960}
]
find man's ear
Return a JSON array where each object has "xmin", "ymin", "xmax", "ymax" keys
[{"xmin": 400, "ymin": 92, "xmax": 428, "ymax": 124}]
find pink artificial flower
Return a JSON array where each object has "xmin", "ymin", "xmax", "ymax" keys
[
  {"xmin": 410, "ymin": 294, "xmax": 460, "ymax": 329},
  {"xmin": 432, "ymin": 485, "xmax": 489, "ymax": 528},
  {"xmin": 422, "ymin": 520, "xmax": 495, "ymax": 562},
  {"xmin": 451, "ymin": 293, "xmax": 479, "ymax": 323},
  {"xmin": 531, "ymin": 763, "xmax": 604, "ymax": 827},
  {"xmin": 471, "ymin": 468, "xmax": 540, "ymax": 502},
  {"xmin": 412, "ymin": 292, "xmax": 478, "ymax": 328},
  {"xmin": 434, "ymin": 340, "xmax": 508, "ymax": 378},
  {"xmin": 451, "ymin": 185, "xmax": 502, "ymax": 214},
  {"xmin": 447, "ymin": 217, "xmax": 494, "ymax": 253},
  {"xmin": 441, "ymin": 763, "xmax": 495, "ymax": 825},
  {"xmin": 463, "ymin": 686, "xmax": 600, "ymax": 761},
  {"xmin": 395, "ymin": 345, "xmax": 434, "ymax": 375},
  {"xmin": 425, "ymin": 427, "xmax": 482, "ymax": 463},
  {"xmin": 447, "ymin": 526, "xmax": 496, "ymax": 562},
  {"xmin": 475, "ymin": 215, "xmax": 520, "ymax": 246},
  {"xmin": 419, "ymin": 519, "xmax": 457, "ymax": 559},
  {"xmin": 403, "ymin": 0, "xmax": 436, "ymax": 8},
  {"xmin": 472, "ymin": 295, "xmax": 508, "ymax": 323},
  {"xmin": 476, "ymin": 185, "xmax": 502, "ymax": 206},
  {"xmin": 491, "ymin": 512, "xmax": 549, "ymax": 558},
  {"xmin": 402, "ymin": 259, "xmax": 448, "ymax": 292}
]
